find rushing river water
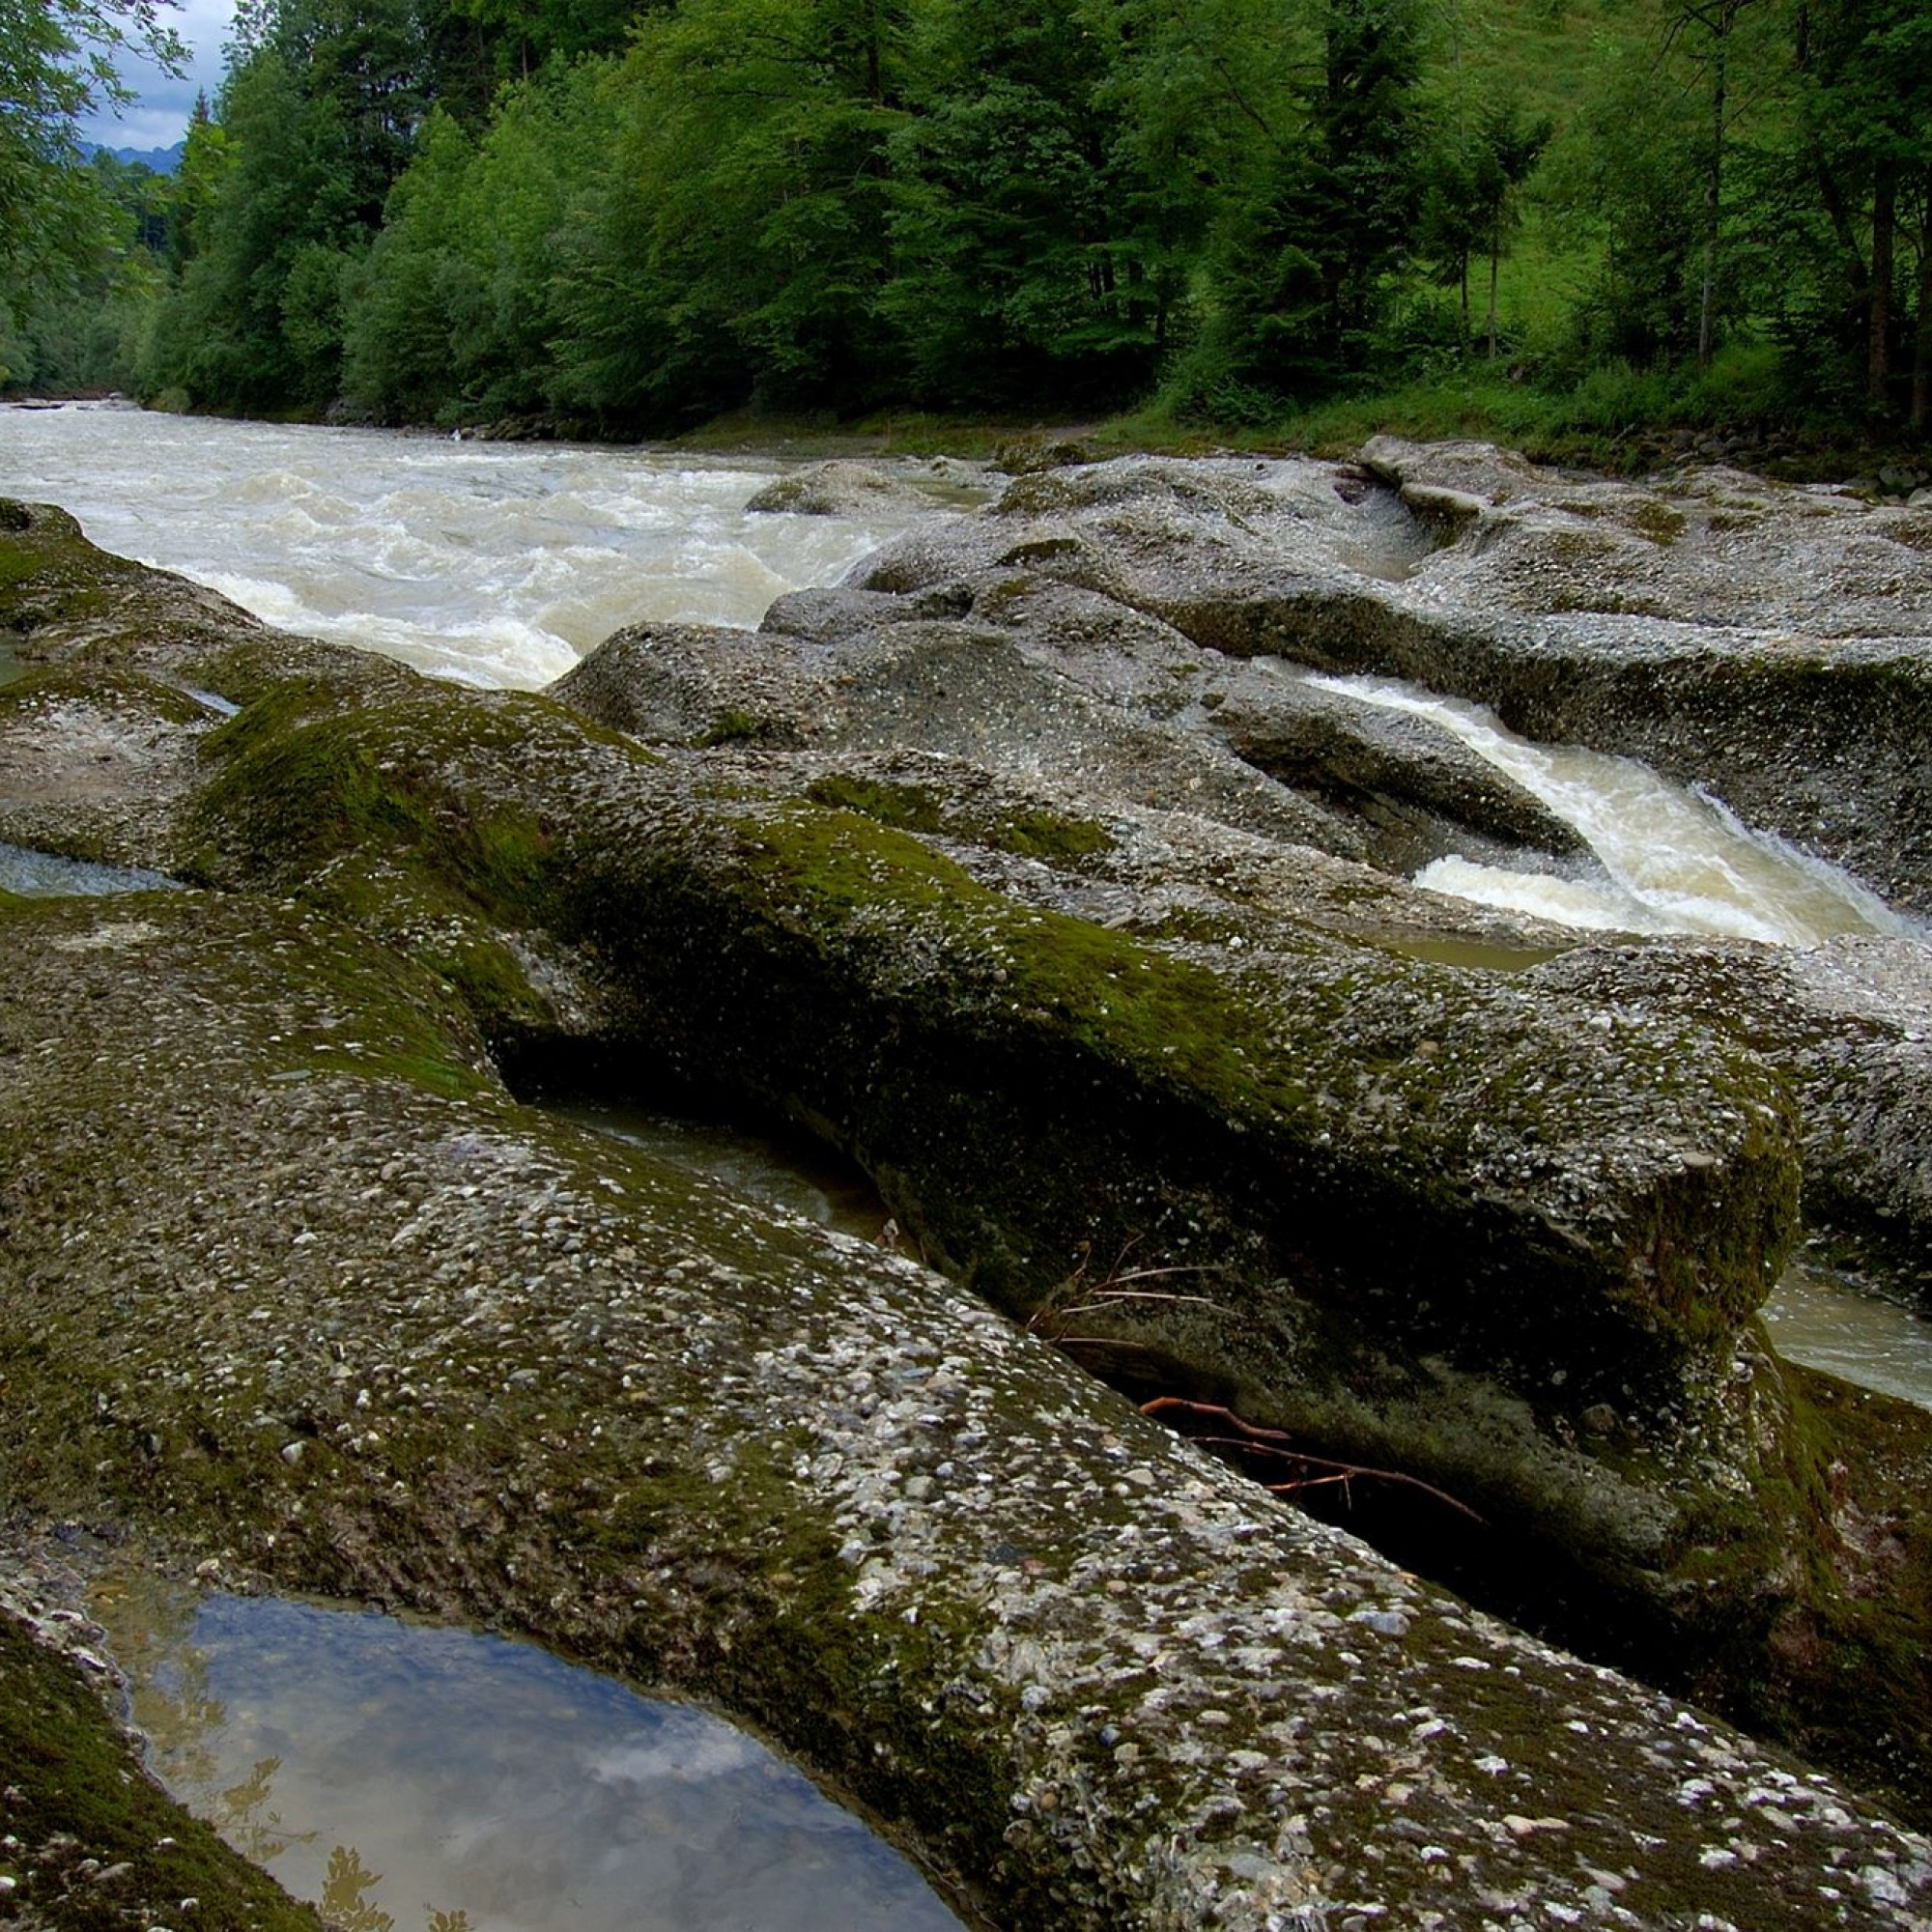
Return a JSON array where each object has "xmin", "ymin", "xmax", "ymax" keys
[
  {"xmin": 0, "ymin": 403, "xmax": 967, "ymax": 688},
  {"xmin": 1310, "ymin": 673, "xmax": 1912, "ymax": 946},
  {"xmin": 90, "ymin": 1577, "xmax": 963, "ymax": 1932},
  {"xmin": 4, "ymin": 402, "xmax": 1913, "ymax": 949}
]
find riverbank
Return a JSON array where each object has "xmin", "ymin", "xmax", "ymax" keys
[
  {"xmin": 4, "ymin": 440, "xmax": 1932, "ymax": 1923},
  {"xmin": 24, "ymin": 362, "xmax": 1912, "ymax": 496}
]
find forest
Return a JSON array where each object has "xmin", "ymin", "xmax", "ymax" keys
[{"xmin": 3, "ymin": 0, "xmax": 1931, "ymax": 449}]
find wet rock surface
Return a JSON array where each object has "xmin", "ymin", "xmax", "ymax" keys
[
  {"xmin": 1, "ymin": 478, "xmax": 1931, "ymax": 1925},
  {"xmin": 744, "ymin": 457, "xmax": 980, "ymax": 519},
  {"xmin": 846, "ymin": 444, "xmax": 1932, "ymax": 914},
  {"xmin": 1536, "ymin": 934, "xmax": 1932, "ymax": 1305},
  {"xmin": 0, "ymin": 1575, "xmax": 324, "ymax": 1932}
]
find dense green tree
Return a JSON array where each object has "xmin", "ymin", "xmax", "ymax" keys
[
  {"xmin": 1782, "ymin": 0, "xmax": 1932, "ymax": 412},
  {"xmin": 1420, "ymin": 93, "xmax": 1551, "ymax": 355},
  {"xmin": 1176, "ymin": 0, "xmax": 1427, "ymax": 404},
  {"xmin": 143, "ymin": 0, "xmax": 475, "ymax": 407},
  {"xmin": 1, "ymin": 0, "xmax": 183, "ymax": 382},
  {"xmin": 1545, "ymin": 39, "xmax": 1706, "ymax": 369},
  {"xmin": 550, "ymin": 0, "xmax": 911, "ymax": 426},
  {"xmin": 881, "ymin": 0, "xmax": 1162, "ymax": 405},
  {"xmin": 97, "ymin": 0, "xmax": 1932, "ymax": 437},
  {"xmin": 340, "ymin": 60, "xmax": 603, "ymax": 417}
]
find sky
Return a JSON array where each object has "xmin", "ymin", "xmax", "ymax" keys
[{"xmin": 79, "ymin": 0, "xmax": 235, "ymax": 153}]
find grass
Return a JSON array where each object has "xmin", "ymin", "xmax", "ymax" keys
[{"xmin": 655, "ymin": 337, "xmax": 1922, "ymax": 485}]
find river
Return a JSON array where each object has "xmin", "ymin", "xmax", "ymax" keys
[
  {"xmin": 0, "ymin": 403, "xmax": 969, "ymax": 688},
  {"xmin": 8, "ymin": 403, "xmax": 1932, "ymax": 1913},
  {"xmin": 4, "ymin": 402, "xmax": 1909, "ymax": 946},
  {"xmin": 6, "ymin": 405, "xmax": 1928, "ymax": 1397}
]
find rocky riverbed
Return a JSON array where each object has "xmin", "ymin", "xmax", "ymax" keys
[{"xmin": 2, "ymin": 446, "xmax": 1931, "ymax": 1929}]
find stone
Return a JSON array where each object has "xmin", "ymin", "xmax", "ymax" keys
[{"xmin": 2, "ymin": 480, "xmax": 1931, "ymax": 1921}]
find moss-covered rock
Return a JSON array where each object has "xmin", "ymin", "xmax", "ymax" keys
[
  {"xmin": 3, "ymin": 490, "xmax": 1931, "ymax": 1901},
  {"xmin": 2, "ymin": 886, "xmax": 1929, "ymax": 1929},
  {"xmin": 0, "ymin": 1600, "xmax": 324, "ymax": 1932}
]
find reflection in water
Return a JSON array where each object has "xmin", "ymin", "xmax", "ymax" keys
[
  {"xmin": 1308, "ymin": 673, "xmax": 1909, "ymax": 945},
  {"xmin": 90, "ymin": 1585, "xmax": 963, "ymax": 1932},
  {"xmin": 548, "ymin": 1094, "xmax": 891, "ymax": 1242},
  {"xmin": 0, "ymin": 840, "xmax": 181, "ymax": 897},
  {"xmin": 1763, "ymin": 1263, "xmax": 1932, "ymax": 1411}
]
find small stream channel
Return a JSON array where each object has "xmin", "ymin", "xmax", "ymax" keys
[
  {"xmin": 540, "ymin": 1091, "xmax": 1932, "ymax": 1414},
  {"xmin": 89, "ymin": 1574, "xmax": 964, "ymax": 1932},
  {"xmin": 0, "ymin": 840, "xmax": 180, "ymax": 896},
  {"xmin": 1310, "ymin": 672, "xmax": 1912, "ymax": 945},
  {"xmin": 543, "ymin": 1095, "xmax": 891, "ymax": 1242}
]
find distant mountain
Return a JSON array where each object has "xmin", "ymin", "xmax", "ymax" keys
[{"xmin": 80, "ymin": 140, "xmax": 186, "ymax": 175}]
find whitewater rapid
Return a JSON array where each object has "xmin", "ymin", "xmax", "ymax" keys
[
  {"xmin": 0, "ymin": 403, "xmax": 966, "ymax": 689},
  {"xmin": 1309, "ymin": 672, "xmax": 1912, "ymax": 947},
  {"xmin": 1, "ymin": 403, "xmax": 1911, "ymax": 949}
]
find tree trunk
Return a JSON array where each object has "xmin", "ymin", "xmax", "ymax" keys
[
  {"xmin": 1488, "ymin": 228, "xmax": 1500, "ymax": 358},
  {"xmin": 1870, "ymin": 156, "xmax": 1896, "ymax": 409},
  {"xmin": 1914, "ymin": 171, "xmax": 1931, "ymax": 433}
]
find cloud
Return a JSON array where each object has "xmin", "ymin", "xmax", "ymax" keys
[
  {"xmin": 588, "ymin": 1722, "xmax": 771, "ymax": 1787},
  {"xmin": 77, "ymin": 0, "xmax": 235, "ymax": 149}
]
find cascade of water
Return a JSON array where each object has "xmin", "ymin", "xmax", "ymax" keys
[{"xmin": 1309, "ymin": 671, "xmax": 1910, "ymax": 946}]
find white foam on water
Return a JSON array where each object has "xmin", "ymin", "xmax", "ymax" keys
[
  {"xmin": 1311, "ymin": 672, "xmax": 1911, "ymax": 945},
  {"xmin": 0, "ymin": 405, "xmax": 958, "ymax": 689}
]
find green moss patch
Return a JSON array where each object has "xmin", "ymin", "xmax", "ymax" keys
[
  {"xmin": 804, "ymin": 773, "xmax": 1112, "ymax": 865},
  {"xmin": 0, "ymin": 1612, "xmax": 323, "ymax": 1931}
]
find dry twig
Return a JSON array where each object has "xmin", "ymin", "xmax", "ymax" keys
[{"xmin": 1140, "ymin": 1396, "xmax": 1486, "ymax": 1524}]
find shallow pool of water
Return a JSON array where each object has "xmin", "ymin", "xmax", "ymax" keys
[
  {"xmin": 0, "ymin": 840, "xmax": 179, "ymax": 896},
  {"xmin": 1365, "ymin": 932, "xmax": 1574, "ymax": 974},
  {"xmin": 90, "ymin": 1580, "xmax": 964, "ymax": 1932},
  {"xmin": 1763, "ymin": 1263, "xmax": 1932, "ymax": 1411}
]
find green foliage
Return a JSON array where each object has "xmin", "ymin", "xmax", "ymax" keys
[
  {"xmin": 38, "ymin": 0, "xmax": 1924, "ymax": 439},
  {"xmin": 1158, "ymin": 0, "xmax": 1432, "ymax": 410},
  {"xmin": 340, "ymin": 64, "xmax": 603, "ymax": 419},
  {"xmin": 0, "ymin": 0, "xmax": 185, "ymax": 390},
  {"xmin": 0, "ymin": 167, "xmax": 158, "ymax": 391},
  {"xmin": 0, "ymin": 0, "xmax": 185, "ymax": 272},
  {"xmin": 880, "ymin": 0, "xmax": 1166, "ymax": 406}
]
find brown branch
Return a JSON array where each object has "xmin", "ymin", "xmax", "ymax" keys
[
  {"xmin": 1140, "ymin": 1398, "xmax": 1486, "ymax": 1524},
  {"xmin": 1066, "ymin": 1290, "xmax": 1225, "ymax": 1309}
]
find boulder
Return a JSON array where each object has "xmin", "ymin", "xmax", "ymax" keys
[
  {"xmin": 2, "ymin": 489, "xmax": 1931, "ymax": 1895},
  {"xmin": 851, "ymin": 445, "xmax": 1932, "ymax": 916},
  {"xmin": 1536, "ymin": 933, "xmax": 1932, "ymax": 1304},
  {"xmin": 744, "ymin": 458, "xmax": 965, "ymax": 518},
  {"xmin": 1, "ymin": 884, "xmax": 1928, "ymax": 1930}
]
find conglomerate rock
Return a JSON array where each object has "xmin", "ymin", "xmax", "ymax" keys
[
  {"xmin": 0, "ymin": 886, "xmax": 1927, "ymax": 1932},
  {"xmin": 845, "ymin": 444, "xmax": 1932, "ymax": 915},
  {"xmin": 2, "ymin": 483, "xmax": 1931, "ymax": 1923}
]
